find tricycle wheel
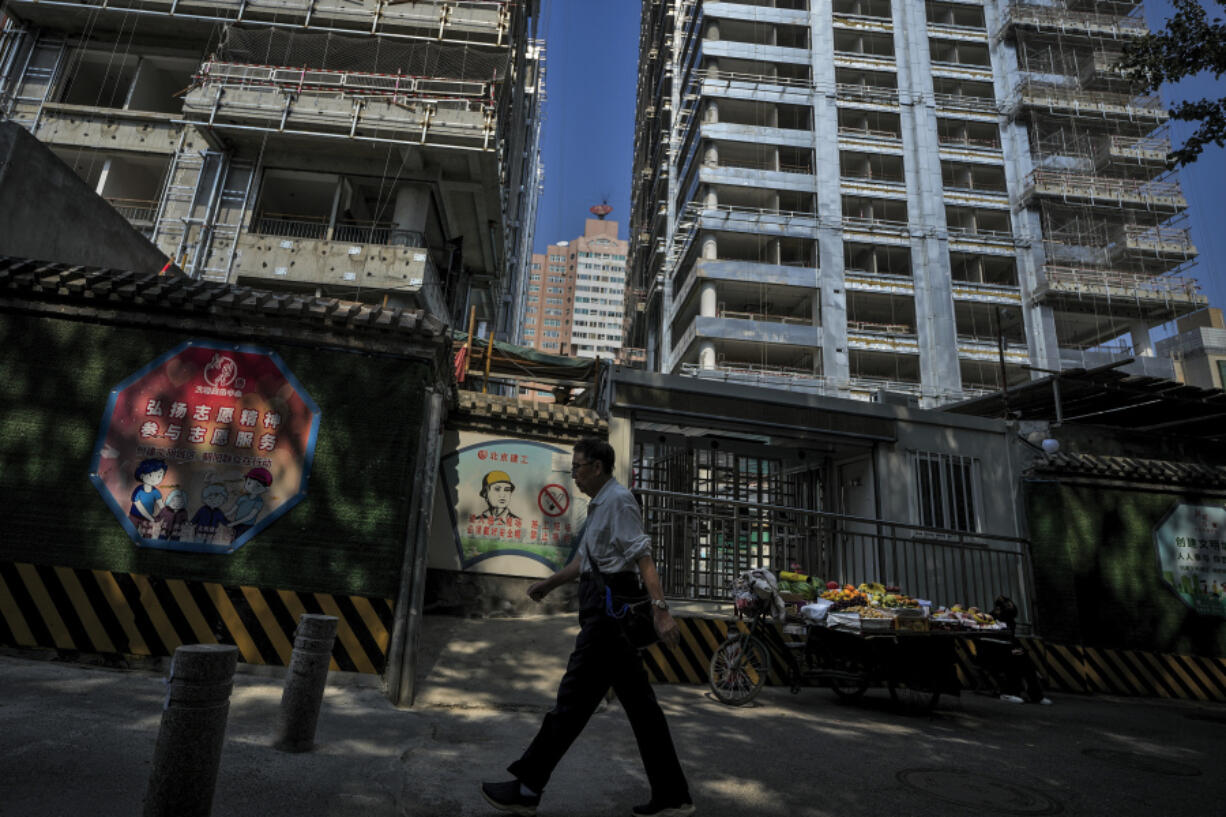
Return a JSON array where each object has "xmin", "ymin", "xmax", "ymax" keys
[
  {"xmin": 888, "ymin": 678, "xmax": 940, "ymax": 713},
  {"xmin": 829, "ymin": 658, "xmax": 868, "ymax": 700},
  {"xmin": 831, "ymin": 676, "xmax": 869, "ymax": 700},
  {"xmin": 709, "ymin": 634, "xmax": 768, "ymax": 706}
]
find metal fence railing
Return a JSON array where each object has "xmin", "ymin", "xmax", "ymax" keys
[{"xmin": 636, "ymin": 487, "xmax": 1035, "ymax": 630}]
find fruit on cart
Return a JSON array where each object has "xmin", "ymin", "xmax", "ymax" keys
[
  {"xmin": 826, "ymin": 581, "xmax": 840, "ymax": 590},
  {"xmin": 843, "ymin": 605, "xmax": 893, "ymax": 619}
]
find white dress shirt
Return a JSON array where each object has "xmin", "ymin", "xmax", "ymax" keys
[{"xmin": 577, "ymin": 478, "xmax": 652, "ymax": 574}]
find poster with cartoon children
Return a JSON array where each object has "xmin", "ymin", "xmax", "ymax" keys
[
  {"xmin": 441, "ymin": 439, "xmax": 586, "ymax": 571},
  {"xmin": 90, "ymin": 340, "xmax": 320, "ymax": 554}
]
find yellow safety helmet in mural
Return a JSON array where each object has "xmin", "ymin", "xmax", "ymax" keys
[{"xmin": 481, "ymin": 470, "xmax": 514, "ymax": 498}]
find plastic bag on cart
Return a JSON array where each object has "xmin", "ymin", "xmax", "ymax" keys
[
  {"xmin": 733, "ymin": 569, "xmax": 786, "ymax": 621},
  {"xmin": 800, "ymin": 598, "xmax": 833, "ymax": 624}
]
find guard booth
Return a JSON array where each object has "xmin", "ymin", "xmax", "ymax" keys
[
  {"xmin": 423, "ymin": 361, "xmax": 1035, "ymax": 630},
  {"xmin": 607, "ymin": 368, "xmax": 1035, "ymax": 625}
]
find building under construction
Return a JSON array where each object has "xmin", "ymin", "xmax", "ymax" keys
[
  {"xmin": 628, "ymin": 0, "xmax": 1206, "ymax": 405},
  {"xmin": 0, "ymin": 0, "xmax": 544, "ymax": 335}
]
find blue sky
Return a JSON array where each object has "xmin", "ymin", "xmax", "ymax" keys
[{"xmin": 532, "ymin": 1, "xmax": 1225, "ymax": 315}]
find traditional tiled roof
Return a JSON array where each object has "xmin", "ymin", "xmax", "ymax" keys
[
  {"xmin": 452, "ymin": 390, "xmax": 606, "ymax": 436},
  {"xmin": 1030, "ymin": 452, "xmax": 1226, "ymax": 488},
  {"xmin": 0, "ymin": 257, "xmax": 449, "ymax": 364}
]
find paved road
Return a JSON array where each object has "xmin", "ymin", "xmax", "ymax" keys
[{"xmin": 2, "ymin": 650, "xmax": 1225, "ymax": 817}]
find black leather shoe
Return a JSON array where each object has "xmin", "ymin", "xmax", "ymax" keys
[{"xmin": 480, "ymin": 780, "xmax": 541, "ymax": 816}]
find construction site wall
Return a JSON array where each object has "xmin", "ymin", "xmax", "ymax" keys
[
  {"xmin": 1026, "ymin": 480, "xmax": 1226, "ymax": 661},
  {"xmin": 0, "ymin": 310, "xmax": 431, "ymax": 672}
]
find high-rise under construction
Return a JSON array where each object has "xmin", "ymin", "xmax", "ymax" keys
[
  {"xmin": 628, "ymin": 0, "xmax": 1206, "ymax": 405},
  {"xmin": 0, "ymin": 0, "xmax": 544, "ymax": 337}
]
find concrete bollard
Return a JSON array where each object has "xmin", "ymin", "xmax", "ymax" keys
[
  {"xmin": 143, "ymin": 644, "xmax": 238, "ymax": 817},
  {"xmin": 274, "ymin": 613, "xmax": 339, "ymax": 753}
]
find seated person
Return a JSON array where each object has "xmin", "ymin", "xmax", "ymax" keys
[{"xmin": 977, "ymin": 595, "xmax": 1052, "ymax": 705}]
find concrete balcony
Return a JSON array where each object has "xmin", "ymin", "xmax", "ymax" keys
[
  {"xmin": 678, "ymin": 314, "xmax": 819, "ymax": 351},
  {"xmin": 1036, "ymin": 265, "xmax": 1207, "ymax": 322},
  {"xmin": 701, "ymin": 40, "xmax": 812, "ymax": 67},
  {"xmin": 847, "ymin": 322, "xmax": 919, "ymax": 355},
  {"xmin": 841, "ymin": 177, "xmax": 908, "ymax": 201},
  {"xmin": 696, "ymin": 71, "xmax": 816, "ymax": 107},
  {"xmin": 1102, "ymin": 134, "xmax": 1170, "ymax": 166},
  {"xmin": 943, "ymin": 187, "xmax": 1011, "ymax": 209},
  {"xmin": 31, "ymin": 104, "xmax": 182, "ymax": 155},
  {"xmin": 838, "ymin": 128, "xmax": 904, "ymax": 155},
  {"xmin": 677, "ymin": 363, "xmax": 957, "ymax": 404},
  {"xmin": 835, "ymin": 83, "xmax": 902, "ymax": 112},
  {"xmin": 231, "ymin": 229, "xmax": 447, "ymax": 317},
  {"xmin": 698, "ymin": 164, "xmax": 817, "ymax": 193},
  {"xmin": 678, "ymin": 362, "xmax": 834, "ymax": 395},
  {"xmin": 841, "ymin": 216, "xmax": 912, "ymax": 246},
  {"xmin": 833, "ymin": 52, "xmax": 897, "ymax": 74},
  {"xmin": 832, "ymin": 13, "xmax": 894, "ymax": 35},
  {"xmin": 693, "ymin": 204, "xmax": 822, "ymax": 240},
  {"xmin": 950, "ymin": 280, "xmax": 1023, "ymax": 307},
  {"xmin": 930, "ymin": 62, "xmax": 994, "ymax": 83},
  {"xmin": 927, "ymin": 22, "xmax": 990, "ymax": 44},
  {"xmin": 702, "ymin": 121, "xmax": 814, "ymax": 149},
  {"xmin": 1110, "ymin": 225, "xmax": 1198, "ymax": 265},
  {"xmin": 933, "ymin": 91, "xmax": 1001, "ymax": 120},
  {"xmin": 180, "ymin": 64, "xmax": 497, "ymax": 150},
  {"xmin": 705, "ymin": 2, "xmax": 809, "ymax": 27},
  {"xmin": 1021, "ymin": 170, "xmax": 1186, "ymax": 213},
  {"xmin": 1007, "ymin": 81, "xmax": 1166, "ymax": 124},
  {"xmin": 2, "ymin": 0, "xmax": 514, "ymax": 43},
  {"xmin": 937, "ymin": 137, "xmax": 1004, "ymax": 164},
  {"xmin": 955, "ymin": 335, "xmax": 1030, "ymax": 365},
  {"xmin": 844, "ymin": 270, "xmax": 914, "ymax": 298},
  {"xmin": 946, "ymin": 226, "xmax": 1020, "ymax": 255},
  {"xmin": 1058, "ymin": 347, "xmax": 1176, "ymax": 380},
  {"xmin": 672, "ymin": 259, "xmax": 818, "ymax": 320}
]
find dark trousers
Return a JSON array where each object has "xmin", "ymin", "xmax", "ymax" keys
[
  {"xmin": 508, "ymin": 576, "xmax": 690, "ymax": 803},
  {"xmin": 979, "ymin": 637, "xmax": 1046, "ymax": 702}
]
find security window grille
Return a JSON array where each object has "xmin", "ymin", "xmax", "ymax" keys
[{"xmin": 912, "ymin": 452, "xmax": 979, "ymax": 532}]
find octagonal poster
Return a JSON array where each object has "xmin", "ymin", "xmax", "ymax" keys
[
  {"xmin": 1154, "ymin": 502, "xmax": 1226, "ymax": 617},
  {"xmin": 89, "ymin": 340, "xmax": 321, "ymax": 553}
]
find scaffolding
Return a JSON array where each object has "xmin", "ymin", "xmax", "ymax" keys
[
  {"xmin": 1000, "ymin": 0, "xmax": 1204, "ymax": 360},
  {"xmin": 1, "ymin": 0, "xmax": 516, "ymax": 46}
]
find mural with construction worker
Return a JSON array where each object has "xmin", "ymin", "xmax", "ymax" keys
[
  {"xmin": 89, "ymin": 340, "xmax": 321, "ymax": 554},
  {"xmin": 441, "ymin": 439, "xmax": 584, "ymax": 571}
]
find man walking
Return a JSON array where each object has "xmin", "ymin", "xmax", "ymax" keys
[{"xmin": 480, "ymin": 437, "xmax": 694, "ymax": 817}]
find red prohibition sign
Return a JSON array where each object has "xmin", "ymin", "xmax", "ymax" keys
[{"xmin": 538, "ymin": 484, "xmax": 570, "ymax": 517}]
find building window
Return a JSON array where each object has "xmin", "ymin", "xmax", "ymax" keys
[
  {"xmin": 912, "ymin": 452, "xmax": 978, "ymax": 532},
  {"xmin": 1216, "ymin": 359, "xmax": 1226, "ymax": 389}
]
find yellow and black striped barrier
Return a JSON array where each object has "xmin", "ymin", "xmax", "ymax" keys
[
  {"xmin": 0, "ymin": 560, "xmax": 393, "ymax": 674},
  {"xmin": 5, "ymin": 565, "xmax": 1226, "ymax": 701},
  {"xmin": 644, "ymin": 616, "xmax": 1226, "ymax": 703}
]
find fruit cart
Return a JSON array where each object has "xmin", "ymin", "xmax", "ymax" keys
[{"xmin": 708, "ymin": 575, "xmax": 1005, "ymax": 712}]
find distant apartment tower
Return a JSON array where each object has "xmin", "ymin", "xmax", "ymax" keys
[
  {"xmin": 521, "ymin": 214, "xmax": 628, "ymax": 359},
  {"xmin": 0, "ymin": 1, "xmax": 544, "ymax": 337},
  {"xmin": 628, "ymin": 0, "xmax": 1205, "ymax": 405}
]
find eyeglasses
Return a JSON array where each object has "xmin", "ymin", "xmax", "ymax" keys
[{"xmin": 570, "ymin": 460, "xmax": 591, "ymax": 474}]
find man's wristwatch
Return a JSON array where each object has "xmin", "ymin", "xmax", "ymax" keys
[{"xmin": 650, "ymin": 598, "xmax": 669, "ymax": 611}]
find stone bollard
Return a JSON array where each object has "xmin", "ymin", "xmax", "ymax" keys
[
  {"xmin": 274, "ymin": 613, "xmax": 339, "ymax": 753},
  {"xmin": 143, "ymin": 644, "xmax": 238, "ymax": 817}
]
